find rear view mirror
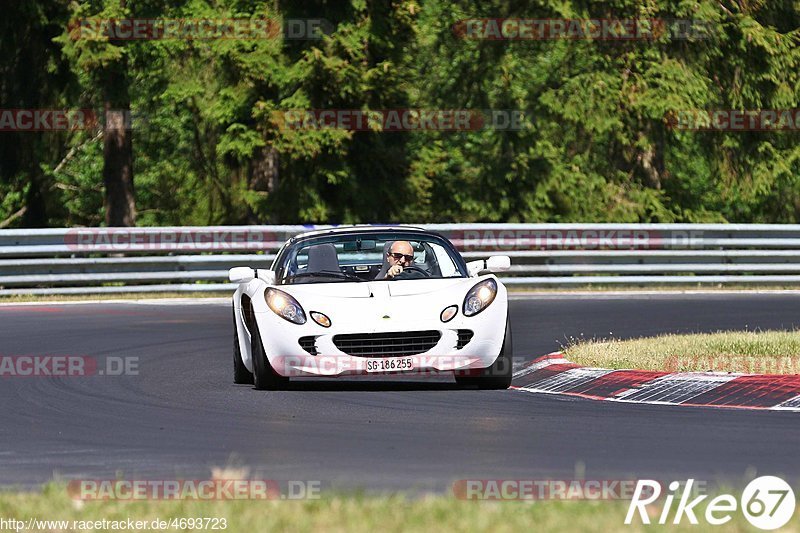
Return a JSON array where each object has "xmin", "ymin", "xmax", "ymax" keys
[{"xmin": 343, "ymin": 240, "xmax": 377, "ymax": 252}]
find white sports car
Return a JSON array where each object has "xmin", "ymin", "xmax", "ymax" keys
[{"xmin": 230, "ymin": 226, "xmax": 512, "ymax": 390}]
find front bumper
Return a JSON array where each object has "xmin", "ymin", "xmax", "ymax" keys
[{"xmin": 256, "ymin": 315, "xmax": 506, "ymax": 378}]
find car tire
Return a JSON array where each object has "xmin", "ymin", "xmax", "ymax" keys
[
  {"xmin": 233, "ymin": 309, "xmax": 254, "ymax": 385},
  {"xmin": 249, "ymin": 312, "xmax": 289, "ymax": 391},
  {"xmin": 456, "ymin": 318, "xmax": 513, "ymax": 390}
]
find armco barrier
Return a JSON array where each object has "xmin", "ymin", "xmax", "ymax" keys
[{"xmin": 1, "ymin": 224, "xmax": 800, "ymax": 295}]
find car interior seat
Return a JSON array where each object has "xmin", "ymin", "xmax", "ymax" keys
[
  {"xmin": 375, "ymin": 241, "xmax": 393, "ymax": 279},
  {"xmin": 306, "ymin": 243, "xmax": 340, "ymax": 273}
]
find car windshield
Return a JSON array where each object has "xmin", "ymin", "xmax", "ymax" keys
[{"xmin": 275, "ymin": 232, "xmax": 467, "ymax": 284}]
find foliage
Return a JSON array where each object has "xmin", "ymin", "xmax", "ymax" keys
[{"xmin": 1, "ymin": 0, "xmax": 799, "ymax": 226}]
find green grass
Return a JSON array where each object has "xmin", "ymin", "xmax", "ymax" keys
[
  {"xmin": 563, "ymin": 330, "xmax": 800, "ymax": 374},
  {"xmin": 0, "ymin": 484, "xmax": 780, "ymax": 533}
]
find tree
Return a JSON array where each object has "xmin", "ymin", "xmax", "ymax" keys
[
  {"xmin": 59, "ymin": 0, "xmax": 138, "ymax": 226},
  {"xmin": 4, "ymin": 0, "xmax": 800, "ymax": 227},
  {"xmin": 0, "ymin": 0, "xmax": 77, "ymax": 227}
]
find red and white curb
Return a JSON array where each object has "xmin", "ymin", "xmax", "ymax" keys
[{"xmin": 512, "ymin": 353, "xmax": 800, "ymax": 411}]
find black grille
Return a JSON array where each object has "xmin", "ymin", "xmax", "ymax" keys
[
  {"xmin": 333, "ymin": 330, "xmax": 441, "ymax": 357},
  {"xmin": 298, "ymin": 336, "xmax": 317, "ymax": 355},
  {"xmin": 456, "ymin": 330, "xmax": 474, "ymax": 349}
]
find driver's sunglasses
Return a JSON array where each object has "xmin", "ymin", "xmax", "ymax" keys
[{"xmin": 388, "ymin": 252, "xmax": 414, "ymax": 262}]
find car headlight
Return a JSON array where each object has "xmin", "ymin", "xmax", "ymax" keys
[
  {"xmin": 462, "ymin": 278, "xmax": 497, "ymax": 317},
  {"xmin": 266, "ymin": 288, "xmax": 307, "ymax": 324}
]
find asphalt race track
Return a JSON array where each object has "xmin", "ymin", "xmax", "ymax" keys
[{"xmin": 1, "ymin": 293, "xmax": 799, "ymax": 492}]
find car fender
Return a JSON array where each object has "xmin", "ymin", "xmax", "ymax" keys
[{"xmin": 233, "ymin": 278, "xmax": 270, "ymax": 373}]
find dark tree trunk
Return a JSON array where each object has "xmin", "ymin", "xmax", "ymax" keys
[
  {"xmin": 22, "ymin": 170, "xmax": 47, "ymax": 227},
  {"xmin": 102, "ymin": 66, "xmax": 135, "ymax": 226},
  {"xmin": 247, "ymin": 145, "xmax": 279, "ymax": 223},
  {"xmin": 636, "ymin": 128, "xmax": 665, "ymax": 191}
]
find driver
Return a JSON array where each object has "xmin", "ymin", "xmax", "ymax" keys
[{"xmin": 382, "ymin": 241, "xmax": 415, "ymax": 279}]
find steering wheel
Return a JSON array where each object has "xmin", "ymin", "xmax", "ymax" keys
[{"xmin": 393, "ymin": 265, "xmax": 432, "ymax": 279}]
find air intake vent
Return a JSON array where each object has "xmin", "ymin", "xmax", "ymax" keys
[
  {"xmin": 333, "ymin": 330, "xmax": 441, "ymax": 357},
  {"xmin": 298, "ymin": 336, "xmax": 318, "ymax": 355},
  {"xmin": 456, "ymin": 330, "xmax": 474, "ymax": 349}
]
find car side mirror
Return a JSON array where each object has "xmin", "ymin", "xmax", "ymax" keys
[
  {"xmin": 486, "ymin": 255, "xmax": 511, "ymax": 272},
  {"xmin": 229, "ymin": 267, "xmax": 255, "ymax": 283},
  {"xmin": 466, "ymin": 256, "xmax": 511, "ymax": 277}
]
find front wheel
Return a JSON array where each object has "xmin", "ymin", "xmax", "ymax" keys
[
  {"xmin": 456, "ymin": 319, "xmax": 513, "ymax": 390},
  {"xmin": 249, "ymin": 314, "xmax": 289, "ymax": 391}
]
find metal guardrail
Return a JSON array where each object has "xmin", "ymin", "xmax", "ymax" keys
[{"xmin": 1, "ymin": 224, "xmax": 800, "ymax": 295}]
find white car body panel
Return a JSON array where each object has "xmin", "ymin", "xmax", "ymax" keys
[{"xmin": 233, "ymin": 275, "xmax": 508, "ymax": 378}]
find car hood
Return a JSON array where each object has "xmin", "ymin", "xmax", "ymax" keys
[
  {"xmin": 283, "ymin": 282, "xmax": 374, "ymax": 299},
  {"xmin": 283, "ymin": 278, "xmax": 468, "ymax": 299},
  {"xmin": 277, "ymin": 278, "xmax": 481, "ymax": 328},
  {"xmin": 385, "ymin": 278, "xmax": 466, "ymax": 296}
]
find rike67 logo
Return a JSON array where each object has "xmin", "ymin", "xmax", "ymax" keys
[{"xmin": 626, "ymin": 477, "xmax": 796, "ymax": 530}]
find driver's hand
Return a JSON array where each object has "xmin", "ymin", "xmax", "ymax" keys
[{"xmin": 386, "ymin": 264, "xmax": 404, "ymax": 278}]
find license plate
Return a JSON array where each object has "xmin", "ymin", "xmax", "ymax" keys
[{"xmin": 364, "ymin": 357, "xmax": 414, "ymax": 373}]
